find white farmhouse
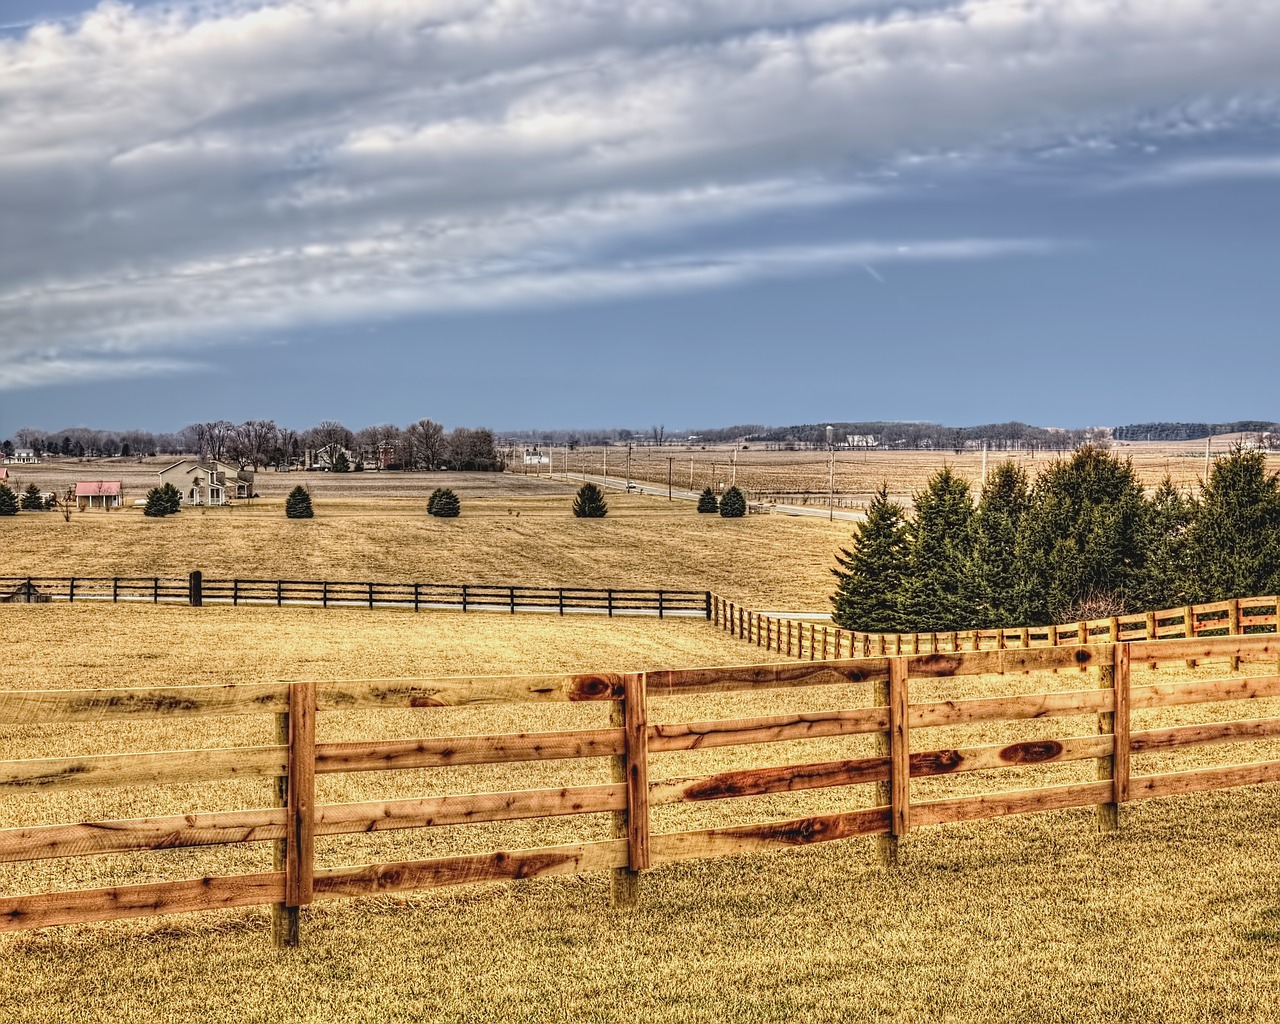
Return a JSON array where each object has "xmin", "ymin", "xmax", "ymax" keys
[{"xmin": 157, "ymin": 460, "xmax": 255, "ymax": 505}]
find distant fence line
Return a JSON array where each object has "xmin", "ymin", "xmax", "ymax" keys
[
  {"xmin": 3, "ymin": 633, "xmax": 1279, "ymax": 942},
  {"xmin": 0, "ymin": 575, "xmax": 710, "ymax": 619},
  {"xmin": 710, "ymin": 593, "xmax": 1280, "ymax": 661}
]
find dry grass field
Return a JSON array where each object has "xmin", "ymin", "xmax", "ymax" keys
[
  {"xmin": 2, "ymin": 604, "xmax": 1280, "ymax": 1022},
  {"xmin": 556, "ymin": 436, "xmax": 1276, "ymax": 507},
  {"xmin": 0, "ymin": 489, "xmax": 850, "ymax": 610}
]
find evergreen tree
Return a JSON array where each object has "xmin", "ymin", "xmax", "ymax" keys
[
  {"xmin": 719, "ymin": 486, "xmax": 747, "ymax": 518},
  {"xmin": 1012, "ymin": 445, "xmax": 1148, "ymax": 623},
  {"xmin": 0, "ymin": 484, "xmax": 16, "ymax": 517},
  {"xmin": 20, "ymin": 483, "xmax": 44, "ymax": 511},
  {"xmin": 1183, "ymin": 445, "xmax": 1280, "ymax": 602},
  {"xmin": 970, "ymin": 462, "xmax": 1029, "ymax": 627},
  {"xmin": 332, "ymin": 450, "xmax": 350, "ymax": 473},
  {"xmin": 697, "ymin": 488, "xmax": 719, "ymax": 513},
  {"xmin": 1134, "ymin": 477, "xmax": 1195, "ymax": 610},
  {"xmin": 830, "ymin": 485, "xmax": 908, "ymax": 631},
  {"xmin": 429, "ymin": 488, "xmax": 460, "ymax": 518},
  {"xmin": 898, "ymin": 468, "xmax": 977, "ymax": 631},
  {"xmin": 573, "ymin": 483, "xmax": 607, "ymax": 518},
  {"xmin": 286, "ymin": 485, "xmax": 314, "ymax": 519},
  {"xmin": 143, "ymin": 483, "xmax": 181, "ymax": 518}
]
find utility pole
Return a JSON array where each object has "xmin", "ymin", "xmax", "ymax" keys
[
  {"xmin": 668, "ymin": 457, "xmax": 673, "ymax": 501},
  {"xmin": 981, "ymin": 441, "xmax": 988, "ymax": 490},
  {"xmin": 828, "ymin": 447, "xmax": 835, "ymax": 521},
  {"xmin": 689, "ymin": 456, "xmax": 694, "ymax": 493},
  {"xmin": 603, "ymin": 446, "xmax": 607, "ymax": 486},
  {"xmin": 626, "ymin": 443, "xmax": 633, "ymax": 492},
  {"xmin": 1204, "ymin": 436, "xmax": 1211, "ymax": 483},
  {"xmin": 731, "ymin": 448, "xmax": 737, "ymax": 487}
]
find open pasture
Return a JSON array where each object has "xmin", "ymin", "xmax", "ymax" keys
[
  {"xmin": 553, "ymin": 437, "xmax": 1277, "ymax": 508},
  {"xmin": 0, "ymin": 491, "xmax": 848, "ymax": 610},
  {"xmin": 2, "ymin": 604, "xmax": 1280, "ymax": 1022}
]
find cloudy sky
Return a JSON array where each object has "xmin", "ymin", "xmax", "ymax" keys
[{"xmin": 1, "ymin": 0, "xmax": 1278, "ymax": 436}]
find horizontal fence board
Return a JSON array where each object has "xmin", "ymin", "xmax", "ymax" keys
[
  {"xmin": 1130, "ymin": 716, "xmax": 1280, "ymax": 754},
  {"xmin": 316, "ymin": 786, "xmax": 623, "ymax": 832},
  {"xmin": 906, "ymin": 646, "xmax": 1099, "ymax": 678},
  {"xmin": 0, "ymin": 684, "xmax": 288, "ymax": 725},
  {"xmin": 912, "ymin": 689, "xmax": 1110, "ymax": 728},
  {"xmin": 0, "ymin": 872, "xmax": 284, "ymax": 933},
  {"xmin": 1130, "ymin": 760, "xmax": 1280, "ymax": 800},
  {"xmin": 313, "ymin": 839, "xmax": 628, "ymax": 897},
  {"xmin": 648, "ymin": 661, "xmax": 888, "ymax": 695},
  {"xmin": 912, "ymin": 780, "xmax": 1114, "ymax": 828},
  {"xmin": 0, "ymin": 746, "xmax": 286, "ymax": 794},
  {"xmin": 315, "ymin": 728, "xmax": 624, "ymax": 772},
  {"xmin": 1132, "ymin": 636, "xmax": 1280, "ymax": 662},
  {"xmin": 314, "ymin": 673, "xmax": 625, "ymax": 708},
  {"xmin": 0, "ymin": 809, "xmax": 286, "ymax": 864},
  {"xmin": 1130, "ymin": 674, "xmax": 1280, "ymax": 709},
  {"xmin": 648, "ymin": 806, "xmax": 891, "ymax": 864},
  {"xmin": 649, "ymin": 708, "xmax": 889, "ymax": 751}
]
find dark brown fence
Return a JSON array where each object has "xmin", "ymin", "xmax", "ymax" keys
[{"xmin": 0, "ymin": 575, "xmax": 710, "ymax": 618}]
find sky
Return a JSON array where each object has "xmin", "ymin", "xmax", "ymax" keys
[{"xmin": 1, "ymin": 0, "xmax": 1279, "ymax": 437}]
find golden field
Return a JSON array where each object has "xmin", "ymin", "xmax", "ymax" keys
[
  {"xmin": 555, "ymin": 436, "xmax": 1277, "ymax": 507},
  {"xmin": 0, "ymin": 487, "xmax": 851, "ymax": 611},
  {"xmin": 2, "ymin": 601, "xmax": 1279, "ymax": 1023}
]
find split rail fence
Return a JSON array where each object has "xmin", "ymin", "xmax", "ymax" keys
[
  {"xmin": 0, "ymin": 575, "xmax": 710, "ymax": 618},
  {"xmin": 711, "ymin": 593, "xmax": 1280, "ymax": 661},
  {"xmin": 2, "ymin": 633, "xmax": 1279, "ymax": 943}
]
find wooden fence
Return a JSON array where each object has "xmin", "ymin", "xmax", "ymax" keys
[
  {"xmin": 2, "ymin": 633, "xmax": 1279, "ymax": 942},
  {"xmin": 0, "ymin": 575, "xmax": 710, "ymax": 618},
  {"xmin": 710, "ymin": 593, "xmax": 1279, "ymax": 660}
]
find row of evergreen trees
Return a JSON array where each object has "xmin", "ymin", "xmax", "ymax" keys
[{"xmin": 831, "ymin": 445, "xmax": 1280, "ymax": 632}]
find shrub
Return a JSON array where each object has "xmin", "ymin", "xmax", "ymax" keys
[
  {"xmin": 697, "ymin": 488, "xmax": 719, "ymax": 513},
  {"xmin": 428, "ymin": 487, "xmax": 460, "ymax": 518},
  {"xmin": 0, "ymin": 484, "xmax": 16, "ymax": 517},
  {"xmin": 143, "ymin": 483, "xmax": 182, "ymax": 518},
  {"xmin": 573, "ymin": 482, "xmax": 608, "ymax": 518},
  {"xmin": 20, "ymin": 484, "xmax": 44, "ymax": 511},
  {"xmin": 286, "ymin": 485, "xmax": 314, "ymax": 519},
  {"xmin": 719, "ymin": 486, "xmax": 747, "ymax": 518}
]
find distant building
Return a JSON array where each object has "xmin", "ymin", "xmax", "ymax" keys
[
  {"xmin": 523, "ymin": 449, "xmax": 551, "ymax": 465},
  {"xmin": 846, "ymin": 435, "xmax": 876, "ymax": 448},
  {"xmin": 75, "ymin": 481, "xmax": 123, "ymax": 509},
  {"xmin": 4, "ymin": 449, "xmax": 38, "ymax": 465},
  {"xmin": 305, "ymin": 444, "xmax": 354, "ymax": 471},
  {"xmin": 157, "ymin": 460, "xmax": 254, "ymax": 505}
]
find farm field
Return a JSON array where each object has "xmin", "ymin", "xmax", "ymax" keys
[
  {"xmin": 0, "ymin": 490, "xmax": 850, "ymax": 611},
  {"xmin": 550, "ymin": 436, "xmax": 1279, "ymax": 509},
  {"xmin": 2, "ymin": 604, "xmax": 1280, "ymax": 1022}
]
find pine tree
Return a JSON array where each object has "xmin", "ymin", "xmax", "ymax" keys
[
  {"xmin": 429, "ymin": 488, "xmax": 460, "ymax": 518},
  {"xmin": 20, "ymin": 483, "xmax": 44, "ymax": 511},
  {"xmin": 143, "ymin": 485, "xmax": 178, "ymax": 518},
  {"xmin": 830, "ymin": 485, "xmax": 908, "ymax": 631},
  {"xmin": 573, "ymin": 482, "xmax": 607, "ymax": 518},
  {"xmin": 0, "ymin": 484, "xmax": 17, "ymax": 517},
  {"xmin": 1183, "ymin": 445, "xmax": 1280, "ymax": 602},
  {"xmin": 1134, "ymin": 477, "xmax": 1195, "ymax": 610},
  {"xmin": 332, "ymin": 450, "xmax": 350, "ymax": 473},
  {"xmin": 970, "ymin": 462, "xmax": 1029, "ymax": 627},
  {"xmin": 697, "ymin": 488, "xmax": 719, "ymax": 513},
  {"xmin": 898, "ymin": 468, "xmax": 977, "ymax": 631},
  {"xmin": 1012, "ymin": 445, "xmax": 1148, "ymax": 623},
  {"xmin": 719, "ymin": 486, "xmax": 747, "ymax": 518},
  {"xmin": 286, "ymin": 485, "xmax": 314, "ymax": 519}
]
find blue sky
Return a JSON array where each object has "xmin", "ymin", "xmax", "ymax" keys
[{"xmin": 1, "ymin": 0, "xmax": 1279, "ymax": 436}]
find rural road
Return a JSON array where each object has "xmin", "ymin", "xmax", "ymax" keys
[{"xmin": 576, "ymin": 472, "xmax": 867, "ymax": 523}]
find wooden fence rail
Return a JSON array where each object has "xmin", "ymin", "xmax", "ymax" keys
[
  {"xmin": 709, "ymin": 593, "xmax": 1280, "ymax": 661},
  {"xmin": 0, "ymin": 575, "xmax": 710, "ymax": 619},
  {"xmin": 2, "ymin": 634, "xmax": 1279, "ymax": 943}
]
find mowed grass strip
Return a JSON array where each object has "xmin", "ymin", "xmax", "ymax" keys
[{"xmin": 2, "ymin": 605, "xmax": 1280, "ymax": 1023}]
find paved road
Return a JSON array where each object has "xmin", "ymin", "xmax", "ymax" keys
[{"xmin": 577, "ymin": 473, "xmax": 867, "ymax": 523}]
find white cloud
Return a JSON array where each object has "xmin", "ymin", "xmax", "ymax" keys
[
  {"xmin": 0, "ymin": 357, "xmax": 208, "ymax": 392},
  {"xmin": 1, "ymin": 0, "xmax": 1278, "ymax": 385},
  {"xmin": 1112, "ymin": 154, "xmax": 1280, "ymax": 189}
]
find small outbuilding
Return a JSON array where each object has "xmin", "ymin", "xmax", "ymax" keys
[{"xmin": 75, "ymin": 481, "xmax": 124, "ymax": 509}]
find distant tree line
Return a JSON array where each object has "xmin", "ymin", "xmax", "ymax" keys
[
  {"xmin": 832, "ymin": 445, "xmax": 1280, "ymax": 632},
  {"xmin": 1112, "ymin": 421, "xmax": 1280, "ymax": 443},
  {"xmin": 692, "ymin": 421, "xmax": 1107, "ymax": 451},
  {"xmin": 2, "ymin": 419, "xmax": 501, "ymax": 472}
]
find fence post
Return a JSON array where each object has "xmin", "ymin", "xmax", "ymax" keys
[
  {"xmin": 462, "ymin": 584, "xmax": 468, "ymax": 613},
  {"xmin": 608, "ymin": 590, "xmax": 615, "ymax": 618},
  {"xmin": 1113, "ymin": 643, "xmax": 1130, "ymax": 810},
  {"xmin": 368, "ymin": 582, "xmax": 374, "ymax": 610},
  {"xmin": 1096, "ymin": 644, "xmax": 1120, "ymax": 833},
  {"xmin": 68, "ymin": 578, "xmax": 75, "ymax": 603},
  {"xmin": 1144, "ymin": 611, "xmax": 1155, "ymax": 643},
  {"xmin": 276, "ymin": 680, "xmax": 315, "ymax": 945},
  {"xmin": 704, "ymin": 592, "xmax": 711, "ymax": 621},
  {"xmin": 611, "ymin": 672, "xmax": 648, "ymax": 907},
  {"xmin": 1183, "ymin": 605, "xmax": 1197, "ymax": 668},
  {"xmin": 271, "ymin": 707, "xmax": 296, "ymax": 947},
  {"xmin": 559, "ymin": 589, "xmax": 565, "ymax": 616},
  {"xmin": 1078, "ymin": 620, "xmax": 1088, "ymax": 647},
  {"xmin": 1228, "ymin": 599, "xmax": 1241, "ymax": 671},
  {"xmin": 112, "ymin": 577, "xmax": 118, "ymax": 603},
  {"xmin": 233, "ymin": 579, "xmax": 239, "ymax": 606},
  {"xmin": 189, "ymin": 570, "xmax": 202, "ymax": 607},
  {"xmin": 874, "ymin": 660, "xmax": 900, "ymax": 866},
  {"xmin": 277, "ymin": 580, "xmax": 283, "ymax": 608},
  {"xmin": 153, "ymin": 577, "xmax": 159, "ymax": 604},
  {"xmin": 889, "ymin": 657, "xmax": 910, "ymax": 841}
]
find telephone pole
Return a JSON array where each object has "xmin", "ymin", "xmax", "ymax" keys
[{"xmin": 668, "ymin": 457, "xmax": 673, "ymax": 501}]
